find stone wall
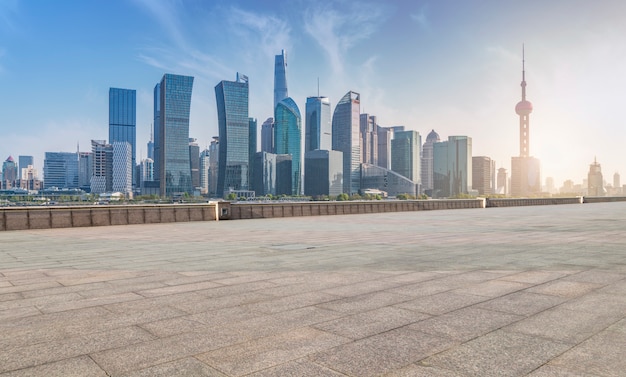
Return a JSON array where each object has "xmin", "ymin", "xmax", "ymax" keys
[
  {"xmin": 0, "ymin": 203, "xmax": 219, "ymax": 231},
  {"xmin": 485, "ymin": 197, "xmax": 583, "ymax": 207}
]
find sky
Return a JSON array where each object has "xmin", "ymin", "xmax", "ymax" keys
[{"xmin": 1, "ymin": 0, "xmax": 625, "ymax": 188}]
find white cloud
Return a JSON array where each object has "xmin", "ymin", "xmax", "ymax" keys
[
  {"xmin": 303, "ymin": 2, "xmax": 388, "ymax": 74},
  {"xmin": 228, "ymin": 7, "xmax": 292, "ymax": 62},
  {"xmin": 410, "ymin": 4, "xmax": 430, "ymax": 31}
]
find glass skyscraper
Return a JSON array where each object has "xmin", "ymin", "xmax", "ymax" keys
[
  {"xmin": 215, "ymin": 73, "xmax": 249, "ymax": 197},
  {"xmin": 274, "ymin": 50, "xmax": 288, "ymax": 110},
  {"xmin": 43, "ymin": 152, "xmax": 79, "ymax": 189},
  {"xmin": 153, "ymin": 83, "xmax": 161, "ymax": 183},
  {"xmin": 305, "ymin": 96, "xmax": 331, "ymax": 152},
  {"xmin": 391, "ymin": 130, "xmax": 421, "ymax": 183},
  {"xmin": 274, "ymin": 97, "xmax": 302, "ymax": 195},
  {"xmin": 109, "ymin": 88, "xmax": 136, "ymax": 189},
  {"xmin": 332, "ymin": 91, "xmax": 361, "ymax": 194},
  {"xmin": 157, "ymin": 74, "xmax": 194, "ymax": 197}
]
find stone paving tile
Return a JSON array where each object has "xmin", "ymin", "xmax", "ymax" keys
[
  {"xmin": 504, "ymin": 306, "xmax": 622, "ymax": 344},
  {"xmin": 475, "ymin": 291, "xmax": 567, "ymax": 316},
  {"xmin": 453, "ymin": 279, "xmax": 531, "ymax": 297},
  {"xmin": 195, "ymin": 280, "xmax": 279, "ymax": 298},
  {"xmin": 245, "ymin": 358, "xmax": 345, "ymax": 377},
  {"xmin": 423, "ymin": 330, "xmax": 572, "ymax": 377},
  {"xmin": 557, "ymin": 292, "xmax": 626, "ymax": 317},
  {"xmin": 546, "ymin": 319, "xmax": 626, "ymax": 377},
  {"xmin": 382, "ymin": 364, "xmax": 464, "ymax": 377},
  {"xmin": 37, "ymin": 291, "xmax": 143, "ymax": 313},
  {"xmin": 498, "ymin": 270, "xmax": 573, "ymax": 284},
  {"xmin": 0, "ymin": 356, "xmax": 108, "ymax": 377},
  {"xmin": 316, "ymin": 290, "xmax": 413, "ymax": 314},
  {"xmin": 526, "ymin": 365, "xmax": 596, "ymax": 376},
  {"xmin": 312, "ymin": 306, "xmax": 429, "ymax": 340},
  {"xmin": 244, "ymin": 291, "xmax": 341, "ymax": 314},
  {"xmin": 0, "ymin": 281, "xmax": 62, "ymax": 295},
  {"xmin": 197, "ymin": 327, "xmax": 349, "ymax": 376},
  {"xmin": 409, "ymin": 307, "xmax": 523, "ymax": 342},
  {"xmin": 320, "ymin": 279, "xmax": 403, "ymax": 297},
  {"xmin": 0, "ymin": 326, "xmax": 155, "ymax": 374},
  {"xmin": 120, "ymin": 357, "xmax": 227, "ymax": 377},
  {"xmin": 562, "ymin": 269, "xmax": 625, "ymax": 285},
  {"xmin": 176, "ymin": 291, "xmax": 274, "ymax": 314},
  {"xmin": 0, "ymin": 305, "xmax": 41, "ymax": 321},
  {"xmin": 525, "ymin": 280, "xmax": 603, "ymax": 298},
  {"xmin": 309, "ymin": 327, "xmax": 456, "ymax": 377},
  {"xmin": 395, "ymin": 291, "xmax": 490, "ymax": 315},
  {"xmin": 0, "ymin": 292, "xmax": 21, "ymax": 302},
  {"xmin": 137, "ymin": 281, "xmax": 224, "ymax": 297}
]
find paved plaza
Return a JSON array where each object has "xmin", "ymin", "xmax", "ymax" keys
[{"xmin": 0, "ymin": 202, "xmax": 625, "ymax": 376}]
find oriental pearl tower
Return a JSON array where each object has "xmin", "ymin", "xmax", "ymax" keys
[{"xmin": 515, "ymin": 45, "xmax": 532, "ymax": 158}]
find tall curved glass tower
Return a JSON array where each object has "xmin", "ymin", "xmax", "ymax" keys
[
  {"xmin": 332, "ymin": 91, "xmax": 360, "ymax": 194},
  {"xmin": 274, "ymin": 50, "xmax": 288, "ymax": 110},
  {"xmin": 274, "ymin": 97, "xmax": 301, "ymax": 195},
  {"xmin": 215, "ymin": 74, "xmax": 249, "ymax": 197}
]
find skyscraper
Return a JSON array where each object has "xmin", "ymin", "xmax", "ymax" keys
[
  {"xmin": 304, "ymin": 149, "xmax": 343, "ymax": 197},
  {"xmin": 360, "ymin": 114, "xmax": 378, "ymax": 165},
  {"xmin": 511, "ymin": 47, "xmax": 541, "ymax": 196},
  {"xmin": 18, "ymin": 156, "xmax": 33, "ymax": 177},
  {"xmin": 391, "ymin": 130, "xmax": 421, "ymax": 183},
  {"xmin": 2, "ymin": 156, "xmax": 17, "ymax": 188},
  {"xmin": 274, "ymin": 97, "xmax": 302, "ymax": 195},
  {"xmin": 305, "ymin": 96, "xmax": 332, "ymax": 152},
  {"xmin": 157, "ymin": 74, "xmax": 194, "ymax": 197},
  {"xmin": 421, "ymin": 129, "xmax": 440, "ymax": 195},
  {"xmin": 497, "ymin": 167, "xmax": 508, "ymax": 195},
  {"xmin": 109, "ymin": 88, "xmax": 136, "ymax": 190},
  {"xmin": 260, "ymin": 117, "xmax": 274, "ymax": 153},
  {"xmin": 249, "ymin": 117, "xmax": 257, "ymax": 190},
  {"xmin": 376, "ymin": 126, "xmax": 395, "ymax": 170},
  {"xmin": 112, "ymin": 141, "xmax": 132, "ymax": 195},
  {"xmin": 332, "ymin": 91, "xmax": 361, "ymax": 194},
  {"xmin": 208, "ymin": 137, "xmax": 219, "ymax": 197},
  {"xmin": 215, "ymin": 73, "xmax": 249, "ymax": 196},
  {"xmin": 199, "ymin": 149, "xmax": 209, "ymax": 195},
  {"xmin": 90, "ymin": 140, "xmax": 111, "ymax": 194},
  {"xmin": 432, "ymin": 136, "xmax": 472, "ymax": 197},
  {"xmin": 153, "ymin": 83, "xmax": 161, "ymax": 183},
  {"xmin": 472, "ymin": 156, "xmax": 494, "ymax": 195},
  {"xmin": 43, "ymin": 152, "xmax": 79, "ymax": 189},
  {"xmin": 588, "ymin": 157, "xmax": 604, "ymax": 196},
  {"xmin": 274, "ymin": 50, "xmax": 288, "ymax": 110},
  {"xmin": 189, "ymin": 138, "xmax": 200, "ymax": 190}
]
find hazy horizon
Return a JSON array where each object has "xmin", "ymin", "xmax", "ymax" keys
[{"xmin": 1, "ymin": 0, "xmax": 625, "ymax": 188}]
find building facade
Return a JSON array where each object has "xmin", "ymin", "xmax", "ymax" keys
[
  {"xmin": 433, "ymin": 136, "xmax": 472, "ymax": 198},
  {"xmin": 112, "ymin": 141, "xmax": 132, "ymax": 195},
  {"xmin": 376, "ymin": 126, "xmax": 395, "ymax": 170},
  {"xmin": 472, "ymin": 156, "xmax": 494, "ymax": 196},
  {"xmin": 260, "ymin": 117, "xmax": 274, "ymax": 153},
  {"xmin": 215, "ymin": 74, "xmax": 249, "ymax": 196},
  {"xmin": 274, "ymin": 50, "xmax": 288, "ymax": 110},
  {"xmin": 360, "ymin": 164, "xmax": 417, "ymax": 197},
  {"xmin": 304, "ymin": 149, "xmax": 343, "ymax": 197},
  {"xmin": 360, "ymin": 114, "xmax": 378, "ymax": 165},
  {"xmin": 109, "ymin": 88, "xmax": 136, "ymax": 190},
  {"xmin": 587, "ymin": 157, "xmax": 604, "ymax": 196},
  {"xmin": 274, "ymin": 97, "xmax": 302, "ymax": 195},
  {"xmin": 421, "ymin": 129, "xmax": 440, "ymax": 195},
  {"xmin": 189, "ymin": 138, "xmax": 200, "ymax": 190},
  {"xmin": 332, "ymin": 91, "xmax": 361, "ymax": 194},
  {"xmin": 305, "ymin": 96, "xmax": 332, "ymax": 152},
  {"xmin": 2, "ymin": 156, "xmax": 18, "ymax": 188},
  {"xmin": 43, "ymin": 152, "xmax": 79, "ymax": 189},
  {"xmin": 391, "ymin": 130, "xmax": 421, "ymax": 184},
  {"xmin": 158, "ymin": 74, "xmax": 194, "ymax": 197}
]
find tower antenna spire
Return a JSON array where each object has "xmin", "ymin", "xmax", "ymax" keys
[{"xmin": 521, "ymin": 43, "xmax": 527, "ymax": 101}]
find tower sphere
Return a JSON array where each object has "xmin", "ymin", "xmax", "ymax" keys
[{"xmin": 515, "ymin": 100, "xmax": 533, "ymax": 115}]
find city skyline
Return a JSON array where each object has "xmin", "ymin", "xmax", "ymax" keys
[{"xmin": 1, "ymin": 1, "xmax": 625, "ymax": 186}]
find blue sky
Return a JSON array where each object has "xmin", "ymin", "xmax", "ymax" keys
[{"xmin": 1, "ymin": 0, "xmax": 625, "ymax": 187}]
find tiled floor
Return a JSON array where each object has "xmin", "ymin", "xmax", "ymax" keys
[{"xmin": 1, "ymin": 202, "xmax": 625, "ymax": 376}]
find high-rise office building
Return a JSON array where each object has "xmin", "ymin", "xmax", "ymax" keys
[
  {"xmin": 421, "ymin": 129, "xmax": 440, "ymax": 195},
  {"xmin": 78, "ymin": 152, "xmax": 92, "ymax": 191},
  {"xmin": 208, "ymin": 137, "xmax": 219, "ymax": 197},
  {"xmin": 90, "ymin": 140, "xmax": 111, "ymax": 194},
  {"xmin": 275, "ymin": 154, "xmax": 292, "ymax": 196},
  {"xmin": 43, "ymin": 152, "xmax": 79, "ymax": 189},
  {"xmin": 377, "ymin": 126, "xmax": 395, "ymax": 170},
  {"xmin": 274, "ymin": 97, "xmax": 302, "ymax": 195},
  {"xmin": 153, "ymin": 83, "xmax": 161, "ymax": 183},
  {"xmin": 199, "ymin": 149, "xmax": 209, "ymax": 195},
  {"xmin": 147, "ymin": 130, "xmax": 154, "ymax": 160},
  {"xmin": 157, "ymin": 74, "xmax": 194, "ymax": 197},
  {"xmin": 511, "ymin": 47, "xmax": 541, "ymax": 196},
  {"xmin": 112, "ymin": 141, "xmax": 132, "ymax": 195},
  {"xmin": 109, "ymin": 88, "xmax": 136, "ymax": 189},
  {"xmin": 215, "ymin": 73, "xmax": 249, "ymax": 196},
  {"xmin": 332, "ymin": 91, "xmax": 361, "ymax": 194},
  {"xmin": 274, "ymin": 50, "xmax": 288, "ymax": 110},
  {"xmin": 360, "ymin": 114, "xmax": 378, "ymax": 165},
  {"xmin": 189, "ymin": 138, "xmax": 200, "ymax": 190},
  {"xmin": 252, "ymin": 151, "xmax": 277, "ymax": 196},
  {"xmin": 472, "ymin": 156, "xmax": 494, "ymax": 195},
  {"xmin": 391, "ymin": 130, "xmax": 421, "ymax": 183},
  {"xmin": 614, "ymin": 172, "xmax": 621, "ymax": 192},
  {"xmin": 249, "ymin": 117, "xmax": 257, "ymax": 191},
  {"xmin": 18, "ymin": 156, "xmax": 33, "ymax": 177},
  {"xmin": 2, "ymin": 156, "xmax": 18, "ymax": 188},
  {"xmin": 433, "ymin": 136, "xmax": 472, "ymax": 197},
  {"xmin": 305, "ymin": 96, "xmax": 332, "ymax": 152},
  {"xmin": 304, "ymin": 149, "xmax": 343, "ymax": 197},
  {"xmin": 588, "ymin": 157, "xmax": 604, "ymax": 196},
  {"xmin": 140, "ymin": 158, "xmax": 154, "ymax": 185},
  {"xmin": 261, "ymin": 117, "xmax": 274, "ymax": 153}
]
